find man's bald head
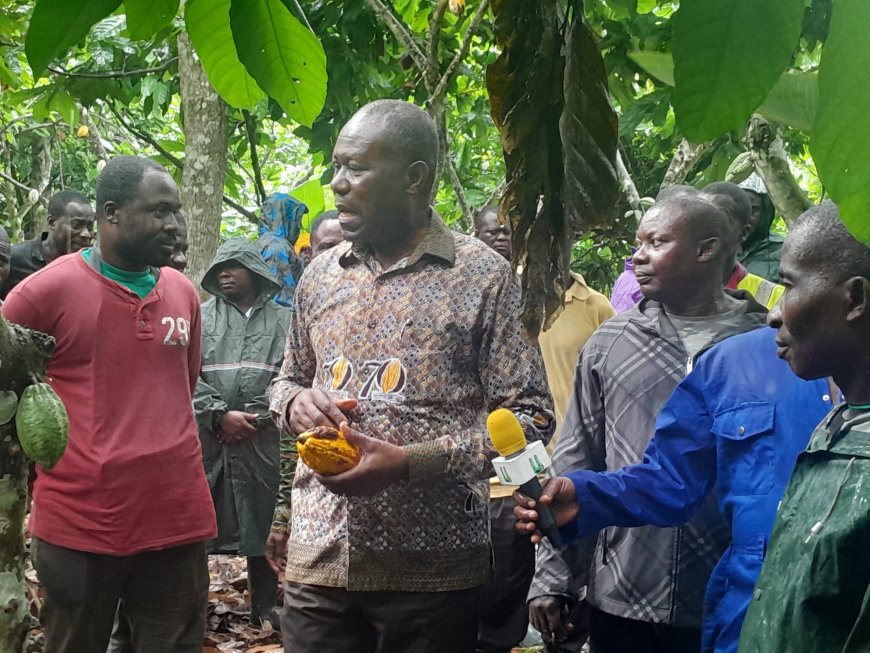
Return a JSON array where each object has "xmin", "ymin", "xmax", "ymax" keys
[
  {"xmin": 700, "ymin": 181, "xmax": 753, "ymax": 234},
  {"xmin": 647, "ymin": 195, "xmax": 732, "ymax": 243},
  {"xmin": 656, "ymin": 184, "xmax": 697, "ymax": 202},
  {"xmin": 785, "ymin": 201, "xmax": 870, "ymax": 284},
  {"xmin": 342, "ymin": 100, "xmax": 439, "ymax": 197}
]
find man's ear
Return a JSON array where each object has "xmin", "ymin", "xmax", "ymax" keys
[
  {"xmin": 103, "ymin": 201, "xmax": 120, "ymax": 225},
  {"xmin": 845, "ymin": 276, "xmax": 870, "ymax": 323},
  {"xmin": 697, "ymin": 237, "xmax": 719, "ymax": 263},
  {"xmin": 405, "ymin": 160, "xmax": 430, "ymax": 195}
]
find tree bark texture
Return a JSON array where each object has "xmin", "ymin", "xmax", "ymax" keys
[
  {"xmin": 659, "ymin": 138, "xmax": 710, "ymax": 190},
  {"xmin": 746, "ymin": 116, "xmax": 810, "ymax": 224},
  {"xmin": 0, "ymin": 315, "xmax": 54, "ymax": 653},
  {"xmin": 178, "ymin": 31, "xmax": 229, "ymax": 294}
]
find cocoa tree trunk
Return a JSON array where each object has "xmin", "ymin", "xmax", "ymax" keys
[
  {"xmin": 0, "ymin": 315, "xmax": 54, "ymax": 653},
  {"xmin": 177, "ymin": 31, "xmax": 229, "ymax": 293}
]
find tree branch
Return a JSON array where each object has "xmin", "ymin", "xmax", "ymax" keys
[
  {"xmin": 362, "ymin": 0, "xmax": 429, "ymax": 78},
  {"xmin": 47, "ymin": 57, "xmax": 178, "ymax": 79},
  {"xmin": 0, "ymin": 170, "xmax": 34, "ymax": 194},
  {"xmin": 429, "ymin": 0, "xmax": 490, "ymax": 104},
  {"xmin": 80, "ymin": 107, "xmax": 109, "ymax": 163},
  {"xmin": 746, "ymin": 116, "xmax": 811, "ymax": 224},
  {"xmin": 427, "ymin": 0, "xmax": 450, "ymax": 85},
  {"xmin": 660, "ymin": 138, "xmax": 710, "ymax": 189},
  {"xmin": 445, "ymin": 155, "xmax": 472, "ymax": 231},
  {"xmin": 616, "ymin": 149, "xmax": 642, "ymax": 220},
  {"xmin": 106, "ymin": 102, "xmax": 258, "ymax": 222},
  {"xmin": 243, "ymin": 110, "xmax": 267, "ymax": 206}
]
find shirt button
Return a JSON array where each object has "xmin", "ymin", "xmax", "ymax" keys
[
  {"xmin": 737, "ymin": 426, "xmax": 745, "ymax": 435},
  {"xmin": 823, "ymin": 394, "xmax": 831, "ymax": 402},
  {"xmin": 368, "ymin": 321, "xmax": 377, "ymax": 329}
]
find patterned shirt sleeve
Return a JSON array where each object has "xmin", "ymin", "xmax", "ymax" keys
[
  {"xmin": 268, "ymin": 284, "xmax": 315, "ymax": 533},
  {"xmin": 268, "ymin": 283, "xmax": 317, "ymax": 432},
  {"xmin": 406, "ymin": 266, "xmax": 555, "ymax": 483}
]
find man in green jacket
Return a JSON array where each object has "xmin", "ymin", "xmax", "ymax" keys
[
  {"xmin": 195, "ymin": 238, "xmax": 291, "ymax": 628},
  {"xmin": 738, "ymin": 201, "xmax": 870, "ymax": 652}
]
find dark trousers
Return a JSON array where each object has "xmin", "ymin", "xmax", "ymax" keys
[
  {"xmin": 589, "ymin": 607, "xmax": 702, "ymax": 653},
  {"xmin": 32, "ymin": 537, "xmax": 208, "ymax": 653},
  {"xmin": 281, "ymin": 581, "xmax": 481, "ymax": 653},
  {"xmin": 248, "ymin": 555, "xmax": 279, "ymax": 621},
  {"xmin": 477, "ymin": 496, "xmax": 536, "ymax": 653}
]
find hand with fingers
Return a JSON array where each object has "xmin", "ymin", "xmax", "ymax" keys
[
  {"xmin": 316, "ymin": 422, "xmax": 409, "ymax": 497},
  {"xmin": 529, "ymin": 595, "xmax": 574, "ymax": 647},
  {"xmin": 265, "ymin": 531, "xmax": 288, "ymax": 576},
  {"xmin": 217, "ymin": 410, "xmax": 258, "ymax": 444},
  {"xmin": 513, "ymin": 476, "xmax": 580, "ymax": 544},
  {"xmin": 287, "ymin": 388, "xmax": 359, "ymax": 433}
]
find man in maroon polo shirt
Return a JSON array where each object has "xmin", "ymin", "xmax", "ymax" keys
[{"xmin": 2, "ymin": 156, "xmax": 216, "ymax": 652}]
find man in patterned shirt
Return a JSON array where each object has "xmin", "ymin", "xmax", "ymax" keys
[{"xmin": 268, "ymin": 100, "xmax": 554, "ymax": 652}]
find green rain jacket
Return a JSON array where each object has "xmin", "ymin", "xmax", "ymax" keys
[
  {"xmin": 194, "ymin": 238, "xmax": 291, "ymax": 556},
  {"xmin": 738, "ymin": 405, "xmax": 870, "ymax": 653}
]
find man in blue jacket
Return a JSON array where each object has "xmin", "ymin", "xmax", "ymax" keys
[{"xmin": 515, "ymin": 325, "xmax": 836, "ymax": 652}]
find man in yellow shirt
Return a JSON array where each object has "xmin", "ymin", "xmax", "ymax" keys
[{"xmin": 539, "ymin": 273, "xmax": 615, "ymax": 430}]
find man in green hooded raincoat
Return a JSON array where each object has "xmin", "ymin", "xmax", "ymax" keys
[
  {"xmin": 195, "ymin": 238, "xmax": 291, "ymax": 627},
  {"xmin": 738, "ymin": 202, "xmax": 870, "ymax": 653}
]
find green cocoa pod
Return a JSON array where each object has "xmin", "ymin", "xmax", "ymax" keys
[{"xmin": 15, "ymin": 383, "xmax": 69, "ymax": 470}]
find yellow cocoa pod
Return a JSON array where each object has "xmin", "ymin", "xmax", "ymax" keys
[
  {"xmin": 76, "ymin": 125, "xmax": 90, "ymax": 138},
  {"xmin": 297, "ymin": 426, "xmax": 360, "ymax": 476}
]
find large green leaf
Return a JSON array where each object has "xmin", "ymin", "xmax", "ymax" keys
[
  {"xmin": 811, "ymin": 0, "xmax": 870, "ymax": 245},
  {"xmin": 290, "ymin": 179, "xmax": 326, "ymax": 230},
  {"xmin": 757, "ymin": 72, "xmax": 818, "ymax": 135},
  {"xmin": 228, "ymin": 0, "xmax": 326, "ymax": 126},
  {"xmin": 25, "ymin": 0, "xmax": 123, "ymax": 76},
  {"xmin": 630, "ymin": 50, "xmax": 819, "ymax": 134},
  {"xmin": 185, "ymin": 0, "xmax": 264, "ymax": 110},
  {"xmin": 672, "ymin": 0, "xmax": 805, "ymax": 142},
  {"xmin": 123, "ymin": 0, "xmax": 179, "ymax": 40},
  {"xmin": 628, "ymin": 51, "xmax": 674, "ymax": 86}
]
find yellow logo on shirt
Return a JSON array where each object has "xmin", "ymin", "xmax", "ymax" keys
[
  {"xmin": 360, "ymin": 357, "xmax": 407, "ymax": 403},
  {"xmin": 326, "ymin": 356, "xmax": 353, "ymax": 391}
]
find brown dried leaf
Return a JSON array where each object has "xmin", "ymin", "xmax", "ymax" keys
[{"xmin": 487, "ymin": 0, "xmax": 618, "ymax": 335}]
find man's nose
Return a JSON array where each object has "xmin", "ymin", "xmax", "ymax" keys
[
  {"xmin": 632, "ymin": 246, "xmax": 647, "ymax": 264},
  {"xmin": 767, "ymin": 303, "xmax": 783, "ymax": 327},
  {"xmin": 330, "ymin": 169, "xmax": 349, "ymax": 195}
]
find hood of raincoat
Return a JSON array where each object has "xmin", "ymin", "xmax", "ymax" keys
[
  {"xmin": 739, "ymin": 174, "xmax": 777, "ymax": 244},
  {"xmin": 201, "ymin": 238, "xmax": 281, "ymax": 300}
]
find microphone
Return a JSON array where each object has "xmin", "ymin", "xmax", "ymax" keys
[{"xmin": 487, "ymin": 408, "xmax": 562, "ymax": 547}]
